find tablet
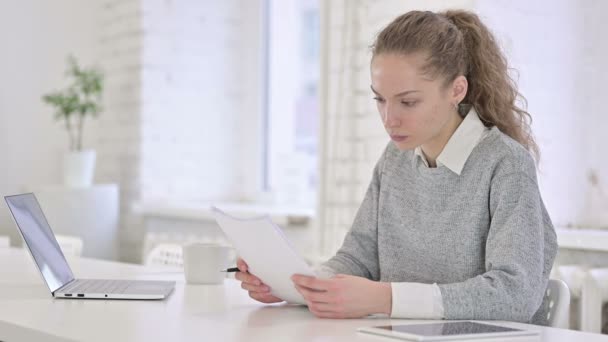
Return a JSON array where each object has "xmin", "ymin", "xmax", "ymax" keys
[{"xmin": 357, "ymin": 321, "xmax": 539, "ymax": 341}]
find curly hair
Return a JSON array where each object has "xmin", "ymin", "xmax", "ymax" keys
[{"xmin": 371, "ymin": 10, "xmax": 539, "ymax": 161}]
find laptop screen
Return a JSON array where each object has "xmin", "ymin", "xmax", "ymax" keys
[{"xmin": 5, "ymin": 193, "xmax": 74, "ymax": 293}]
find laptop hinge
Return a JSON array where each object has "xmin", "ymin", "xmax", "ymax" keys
[{"xmin": 54, "ymin": 278, "xmax": 77, "ymax": 296}]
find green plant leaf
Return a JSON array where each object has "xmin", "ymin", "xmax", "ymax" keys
[{"xmin": 42, "ymin": 55, "xmax": 104, "ymax": 121}]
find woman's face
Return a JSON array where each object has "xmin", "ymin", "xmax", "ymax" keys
[{"xmin": 370, "ymin": 52, "xmax": 466, "ymax": 152}]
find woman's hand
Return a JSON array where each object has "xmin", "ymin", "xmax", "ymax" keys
[
  {"xmin": 235, "ymin": 258, "xmax": 283, "ymax": 304},
  {"xmin": 292, "ymin": 274, "xmax": 392, "ymax": 318}
]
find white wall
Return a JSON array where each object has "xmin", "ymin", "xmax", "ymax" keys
[
  {"xmin": 100, "ymin": 0, "xmax": 264, "ymax": 262},
  {"xmin": 140, "ymin": 0, "xmax": 263, "ymax": 203},
  {"xmin": 475, "ymin": 0, "xmax": 608, "ymax": 228},
  {"xmin": 0, "ymin": 1, "xmax": 263, "ymax": 262},
  {"xmin": 94, "ymin": 0, "xmax": 144, "ymax": 262},
  {"xmin": 575, "ymin": 0, "xmax": 608, "ymax": 227},
  {"xmin": 3, "ymin": 0, "xmax": 607, "ymax": 262},
  {"xmin": 0, "ymin": 0, "xmax": 104, "ymax": 244}
]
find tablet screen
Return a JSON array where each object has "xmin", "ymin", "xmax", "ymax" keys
[{"xmin": 375, "ymin": 321, "xmax": 522, "ymax": 336}]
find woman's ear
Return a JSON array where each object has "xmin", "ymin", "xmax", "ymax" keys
[{"xmin": 451, "ymin": 75, "xmax": 468, "ymax": 104}]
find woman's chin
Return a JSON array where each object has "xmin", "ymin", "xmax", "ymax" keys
[{"xmin": 391, "ymin": 140, "xmax": 415, "ymax": 151}]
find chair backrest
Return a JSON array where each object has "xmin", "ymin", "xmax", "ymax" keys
[
  {"xmin": 145, "ymin": 243, "xmax": 183, "ymax": 268},
  {"xmin": 554, "ymin": 265, "xmax": 585, "ymax": 298},
  {"xmin": 0, "ymin": 235, "xmax": 9, "ymax": 248},
  {"xmin": 546, "ymin": 278, "xmax": 571, "ymax": 329},
  {"xmin": 55, "ymin": 234, "xmax": 84, "ymax": 257}
]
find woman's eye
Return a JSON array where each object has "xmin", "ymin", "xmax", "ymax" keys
[
  {"xmin": 373, "ymin": 97, "xmax": 385, "ymax": 103},
  {"xmin": 401, "ymin": 101, "xmax": 417, "ymax": 107}
]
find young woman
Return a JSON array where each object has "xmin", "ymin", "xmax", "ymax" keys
[{"xmin": 235, "ymin": 9, "xmax": 557, "ymax": 325}]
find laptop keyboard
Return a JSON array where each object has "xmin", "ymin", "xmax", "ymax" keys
[{"xmin": 62, "ymin": 279, "xmax": 132, "ymax": 294}]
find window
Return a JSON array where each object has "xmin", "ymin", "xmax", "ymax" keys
[{"xmin": 262, "ymin": 0, "xmax": 319, "ymax": 208}]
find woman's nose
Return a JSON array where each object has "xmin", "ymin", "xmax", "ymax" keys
[{"xmin": 382, "ymin": 106, "xmax": 401, "ymax": 127}]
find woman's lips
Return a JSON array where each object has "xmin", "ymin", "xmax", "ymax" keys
[{"xmin": 390, "ymin": 135, "xmax": 409, "ymax": 142}]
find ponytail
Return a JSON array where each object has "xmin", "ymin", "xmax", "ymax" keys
[{"xmin": 372, "ymin": 10, "xmax": 539, "ymax": 161}]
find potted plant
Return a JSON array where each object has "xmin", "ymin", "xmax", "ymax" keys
[{"xmin": 42, "ymin": 55, "xmax": 104, "ymax": 187}]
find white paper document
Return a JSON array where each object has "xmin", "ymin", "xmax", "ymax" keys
[{"xmin": 211, "ymin": 207, "xmax": 315, "ymax": 304}]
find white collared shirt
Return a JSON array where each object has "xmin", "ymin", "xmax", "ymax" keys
[
  {"xmin": 391, "ymin": 107, "xmax": 490, "ymax": 319},
  {"xmin": 413, "ymin": 107, "xmax": 490, "ymax": 175}
]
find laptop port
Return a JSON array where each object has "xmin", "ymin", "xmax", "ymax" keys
[
  {"xmin": 65, "ymin": 294, "xmax": 72, "ymax": 297},
  {"xmin": 77, "ymin": 294, "xmax": 84, "ymax": 297}
]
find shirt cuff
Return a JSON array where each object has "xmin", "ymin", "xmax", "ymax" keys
[{"xmin": 390, "ymin": 282, "xmax": 445, "ymax": 319}]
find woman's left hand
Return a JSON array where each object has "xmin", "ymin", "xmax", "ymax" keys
[{"xmin": 291, "ymin": 274, "xmax": 392, "ymax": 318}]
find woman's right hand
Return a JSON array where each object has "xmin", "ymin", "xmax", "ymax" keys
[{"xmin": 235, "ymin": 258, "xmax": 283, "ymax": 303}]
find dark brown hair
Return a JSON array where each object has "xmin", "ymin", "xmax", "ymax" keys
[{"xmin": 371, "ymin": 10, "xmax": 539, "ymax": 161}]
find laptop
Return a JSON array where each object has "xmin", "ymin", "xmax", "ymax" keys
[{"xmin": 4, "ymin": 193, "xmax": 175, "ymax": 300}]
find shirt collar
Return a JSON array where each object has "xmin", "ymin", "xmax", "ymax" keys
[{"xmin": 414, "ymin": 107, "xmax": 489, "ymax": 175}]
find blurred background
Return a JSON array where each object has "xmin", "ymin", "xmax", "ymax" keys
[{"xmin": 0, "ymin": 0, "xmax": 607, "ymax": 332}]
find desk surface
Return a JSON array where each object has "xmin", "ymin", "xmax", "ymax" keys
[{"xmin": 1, "ymin": 248, "xmax": 607, "ymax": 342}]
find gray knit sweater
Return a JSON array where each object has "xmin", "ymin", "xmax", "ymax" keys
[{"xmin": 322, "ymin": 127, "xmax": 557, "ymax": 325}]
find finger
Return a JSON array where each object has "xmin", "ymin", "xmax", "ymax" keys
[
  {"xmin": 249, "ymin": 291, "xmax": 282, "ymax": 304},
  {"xmin": 308, "ymin": 306, "xmax": 343, "ymax": 319},
  {"xmin": 295, "ymin": 284, "xmax": 333, "ymax": 303},
  {"xmin": 308, "ymin": 301, "xmax": 340, "ymax": 313},
  {"xmin": 235, "ymin": 271, "xmax": 262, "ymax": 285},
  {"xmin": 291, "ymin": 275, "xmax": 332, "ymax": 292},
  {"xmin": 241, "ymin": 281, "xmax": 270, "ymax": 293},
  {"xmin": 236, "ymin": 258, "xmax": 248, "ymax": 272}
]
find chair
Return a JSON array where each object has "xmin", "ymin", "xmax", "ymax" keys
[
  {"xmin": 552, "ymin": 264, "xmax": 587, "ymax": 330},
  {"xmin": 581, "ymin": 268, "xmax": 608, "ymax": 333},
  {"xmin": 0, "ymin": 235, "xmax": 9, "ymax": 248},
  {"xmin": 145, "ymin": 243, "xmax": 183, "ymax": 268},
  {"xmin": 554, "ymin": 265, "xmax": 585, "ymax": 298},
  {"xmin": 55, "ymin": 235, "xmax": 84, "ymax": 257},
  {"xmin": 546, "ymin": 279, "xmax": 571, "ymax": 329}
]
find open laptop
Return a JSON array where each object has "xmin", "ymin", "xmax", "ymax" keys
[{"xmin": 4, "ymin": 193, "xmax": 175, "ymax": 300}]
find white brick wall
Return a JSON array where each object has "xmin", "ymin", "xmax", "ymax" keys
[
  {"xmin": 96, "ymin": 0, "xmax": 263, "ymax": 262},
  {"xmin": 139, "ymin": 0, "xmax": 262, "ymax": 204},
  {"xmin": 96, "ymin": 0, "xmax": 143, "ymax": 262},
  {"xmin": 19, "ymin": 0, "xmax": 603, "ymax": 263}
]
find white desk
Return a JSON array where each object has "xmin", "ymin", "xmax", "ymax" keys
[{"xmin": 1, "ymin": 248, "xmax": 607, "ymax": 342}]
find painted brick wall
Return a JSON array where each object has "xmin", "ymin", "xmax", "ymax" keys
[
  {"xmin": 96, "ymin": 0, "xmax": 143, "ymax": 262},
  {"xmin": 97, "ymin": 0, "xmax": 262, "ymax": 262},
  {"xmin": 139, "ymin": 0, "xmax": 262, "ymax": 203}
]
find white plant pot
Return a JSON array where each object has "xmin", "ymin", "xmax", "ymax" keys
[{"xmin": 63, "ymin": 150, "xmax": 96, "ymax": 187}]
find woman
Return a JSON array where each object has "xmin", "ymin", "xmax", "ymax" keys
[{"xmin": 236, "ymin": 9, "xmax": 557, "ymax": 325}]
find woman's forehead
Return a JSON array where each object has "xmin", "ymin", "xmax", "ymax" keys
[{"xmin": 370, "ymin": 53, "xmax": 436, "ymax": 93}]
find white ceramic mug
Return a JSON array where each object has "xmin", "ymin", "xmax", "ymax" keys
[{"xmin": 183, "ymin": 243, "xmax": 231, "ymax": 285}]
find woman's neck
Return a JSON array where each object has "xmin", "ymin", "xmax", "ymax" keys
[{"xmin": 421, "ymin": 111, "xmax": 464, "ymax": 167}]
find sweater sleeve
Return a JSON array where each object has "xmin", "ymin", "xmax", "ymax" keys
[
  {"xmin": 437, "ymin": 166, "xmax": 556, "ymax": 322},
  {"xmin": 320, "ymin": 151, "xmax": 386, "ymax": 280}
]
